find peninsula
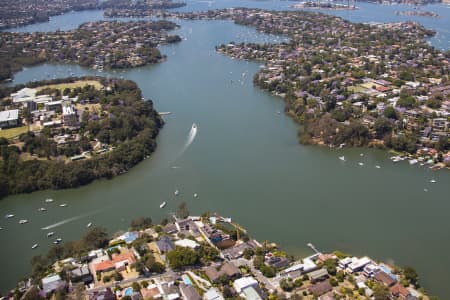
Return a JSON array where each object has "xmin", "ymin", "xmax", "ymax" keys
[
  {"xmin": 0, "ymin": 20, "xmax": 181, "ymax": 82},
  {"xmin": 0, "ymin": 0, "xmax": 185, "ymax": 30},
  {"xmin": 101, "ymin": 7, "xmax": 450, "ymax": 168},
  {"xmin": 4, "ymin": 209, "xmax": 434, "ymax": 299},
  {"xmin": 0, "ymin": 77, "xmax": 163, "ymax": 199}
]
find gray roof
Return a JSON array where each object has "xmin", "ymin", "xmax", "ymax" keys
[
  {"xmin": 156, "ymin": 236, "xmax": 175, "ymax": 252},
  {"xmin": 179, "ymin": 283, "xmax": 201, "ymax": 300},
  {"xmin": 309, "ymin": 268, "xmax": 329, "ymax": 280},
  {"xmin": 0, "ymin": 109, "xmax": 19, "ymax": 122}
]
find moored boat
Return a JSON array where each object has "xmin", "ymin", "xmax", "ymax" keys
[
  {"xmin": 19, "ymin": 219, "xmax": 28, "ymax": 224},
  {"xmin": 160, "ymin": 201, "xmax": 167, "ymax": 208},
  {"xmin": 45, "ymin": 198, "xmax": 54, "ymax": 203},
  {"xmin": 47, "ymin": 232, "xmax": 54, "ymax": 237},
  {"xmin": 32, "ymin": 244, "xmax": 38, "ymax": 249},
  {"xmin": 59, "ymin": 204, "xmax": 68, "ymax": 207},
  {"xmin": 339, "ymin": 156, "xmax": 345, "ymax": 161},
  {"xmin": 87, "ymin": 222, "xmax": 92, "ymax": 228},
  {"xmin": 5, "ymin": 214, "xmax": 14, "ymax": 219}
]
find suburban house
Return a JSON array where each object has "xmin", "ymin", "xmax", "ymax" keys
[
  {"xmin": 0, "ymin": 109, "xmax": 19, "ymax": 129},
  {"xmin": 205, "ymin": 262, "xmax": 241, "ymax": 283},
  {"xmin": 179, "ymin": 283, "xmax": 201, "ymax": 300}
]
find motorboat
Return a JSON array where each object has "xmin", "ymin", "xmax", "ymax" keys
[
  {"xmin": 32, "ymin": 244, "xmax": 38, "ymax": 249},
  {"xmin": 174, "ymin": 190, "xmax": 180, "ymax": 196},
  {"xmin": 409, "ymin": 159, "xmax": 418, "ymax": 165},
  {"xmin": 45, "ymin": 198, "xmax": 54, "ymax": 203},
  {"xmin": 5, "ymin": 214, "xmax": 14, "ymax": 219},
  {"xmin": 59, "ymin": 204, "xmax": 68, "ymax": 207},
  {"xmin": 194, "ymin": 193, "xmax": 198, "ymax": 198},
  {"xmin": 375, "ymin": 165, "xmax": 381, "ymax": 169},
  {"xmin": 54, "ymin": 238, "xmax": 62, "ymax": 244},
  {"xmin": 430, "ymin": 179, "xmax": 436, "ymax": 183},
  {"xmin": 87, "ymin": 222, "xmax": 92, "ymax": 228},
  {"xmin": 160, "ymin": 202, "xmax": 167, "ymax": 208},
  {"xmin": 339, "ymin": 156, "xmax": 345, "ymax": 161},
  {"xmin": 19, "ymin": 219, "xmax": 28, "ymax": 224},
  {"xmin": 358, "ymin": 162, "xmax": 364, "ymax": 166},
  {"xmin": 192, "ymin": 123, "xmax": 197, "ymax": 130},
  {"xmin": 47, "ymin": 232, "xmax": 54, "ymax": 237},
  {"xmin": 38, "ymin": 207, "xmax": 47, "ymax": 212}
]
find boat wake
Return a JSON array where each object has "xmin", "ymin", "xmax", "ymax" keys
[
  {"xmin": 41, "ymin": 209, "xmax": 101, "ymax": 230},
  {"xmin": 179, "ymin": 123, "xmax": 198, "ymax": 157}
]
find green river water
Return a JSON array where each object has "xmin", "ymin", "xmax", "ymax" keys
[{"xmin": 0, "ymin": 6, "xmax": 450, "ymax": 297}]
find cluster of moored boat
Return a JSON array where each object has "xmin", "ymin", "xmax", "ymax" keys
[
  {"xmin": 159, "ymin": 189, "xmax": 199, "ymax": 209},
  {"xmin": 339, "ymin": 154, "xmax": 438, "ymax": 190},
  {"xmin": 3, "ymin": 198, "xmax": 92, "ymax": 250}
]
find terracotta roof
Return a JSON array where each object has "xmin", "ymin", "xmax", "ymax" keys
[
  {"xmin": 94, "ymin": 250, "xmax": 136, "ymax": 272},
  {"xmin": 390, "ymin": 283, "xmax": 411, "ymax": 298},
  {"xmin": 374, "ymin": 271, "xmax": 397, "ymax": 287},
  {"xmin": 140, "ymin": 287, "xmax": 160, "ymax": 299}
]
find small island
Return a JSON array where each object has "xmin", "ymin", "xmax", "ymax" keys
[
  {"xmin": 4, "ymin": 208, "xmax": 435, "ymax": 299},
  {"xmin": 0, "ymin": 77, "xmax": 163, "ymax": 199},
  {"xmin": 395, "ymin": 10, "xmax": 440, "ymax": 18},
  {"xmin": 0, "ymin": 0, "xmax": 186, "ymax": 30},
  {"xmin": 0, "ymin": 20, "xmax": 182, "ymax": 82},
  {"xmin": 291, "ymin": 2, "xmax": 358, "ymax": 10}
]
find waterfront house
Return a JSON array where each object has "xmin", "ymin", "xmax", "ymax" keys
[
  {"xmin": 390, "ymin": 283, "xmax": 411, "ymax": 299},
  {"xmin": 241, "ymin": 286, "xmax": 264, "ymax": 300},
  {"xmin": 0, "ymin": 109, "xmax": 19, "ymax": 129},
  {"xmin": 308, "ymin": 268, "xmax": 329, "ymax": 283},
  {"xmin": 374, "ymin": 271, "xmax": 397, "ymax": 287},
  {"xmin": 41, "ymin": 274, "xmax": 67, "ymax": 297}
]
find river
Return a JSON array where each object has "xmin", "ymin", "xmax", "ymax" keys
[{"xmin": 1, "ymin": 1, "xmax": 450, "ymax": 296}]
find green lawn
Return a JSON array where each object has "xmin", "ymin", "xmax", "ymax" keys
[
  {"xmin": 36, "ymin": 80, "xmax": 103, "ymax": 92},
  {"xmin": 0, "ymin": 126, "xmax": 28, "ymax": 139}
]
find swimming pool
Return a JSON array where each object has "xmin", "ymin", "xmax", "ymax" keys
[{"xmin": 124, "ymin": 287, "xmax": 133, "ymax": 296}]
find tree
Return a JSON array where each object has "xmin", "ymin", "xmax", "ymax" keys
[
  {"xmin": 82, "ymin": 227, "xmax": 109, "ymax": 250},
  {"xmin": 260, "ymin": 264, "xmax": 276, "ymax": 278},
  {"xmin": 403, "ymin": 266, "xmax": 419, "ymax": 287},
  {"xmin": 166, "ymin": 246, "xmax": 200, "ymax": 269},
  {"xmin": 130, "ymin": 217, "xmax": 152, "ymax": 230},
  {"xmin": 374, "ymin": 117, "xmax": 393, "ymax": 139},
  {"xmin": 373, "ymin": 284, "xmax": 390, "ymax": 300},
  {"xmin": 383, "ymin": 106, "xmax": 397, "ymax": 120},
  {"xmin": 280, "ymin": 278, "xmax": 295, "ymax": 291},
  {"xmin": 177, "ymin": 202, "xmax": 189, "ymax": 219}
]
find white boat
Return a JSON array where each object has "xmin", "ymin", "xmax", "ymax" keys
[
  {"xmin": 339, "ymin": 156, "xmax": 345, "ymax": 161},
  {"xmin": 375, "ymin": 165, "xmax": 381, "ymax": 169},
  {"xmin": 430, "ymin": 179, "xmax": 436, "ymax": 183},
  {"xmin": 360, "ymin": 153, "xmax": 364, "ymax": 157},
  {"xmin": 31, "ymin": 244, "xmax": 38, "ymax": 249},
  {"xmin": 45, "ymin": 198, "xmax": 54, "ymax": 203},
  {"xmin": 160, "ymin": 201, "xmax": 167, "ymax": 208},
  {"xmin": 19, "ymin": 219, "xmax": 28, "ymax": 224},
  {"xmin": 174, "ymin": 190, "xmax": 180, "ymax": 196},
  {"xmin": 409, "ymin": 159, "xmax": 418, "ymax": 165},
  {"xmin": 358, "ymin": 162, "xmax": 364, "ymax": 166},
  {"xmin": 392, "ymin": 156, "xmax": 402, "ymax": 163},
  {"xmin": 86, "ymin": 222, "xmax": 92, "ymax": 228},
  {"xmin": 194, "ymin": 193, "xmax": 198, "ymax": 198},
  {"xmin": 59, "ymin": 204, "xmax": 68, "ymax": 207},
  {"xmin": 5, "ymin": 214, "xmax": 14, "ymax": 219},
  {"xmin": 0, "ymin": 227, "xmax": 3, "ymax": 230},
  {"xmin": 424, "ymin": 188, "xmax": 428, "ymax": 192},
  {"xmin": 38, "ymin": 207, "xmax": 47, "ymax": 212},
  {"xmin": 54, "ymin": 238, "xmax": 62, "ymax": 244},
  {"xmin": 47, "ymin": 232, "xmax": 54, "ymax": 237}
]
